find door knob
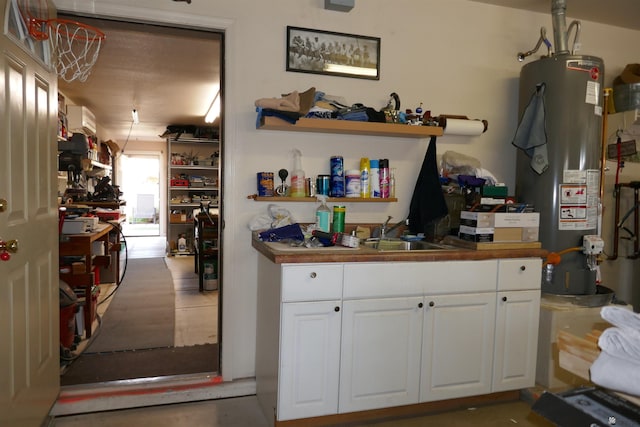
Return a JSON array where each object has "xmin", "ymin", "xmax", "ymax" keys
[
  {"xmin": 0, "ymin": 198, "xmax": 6, "ymax": 212},
  {"xmin": 0, "ymin": 238, "xmax": 18, "ymax": 261}
]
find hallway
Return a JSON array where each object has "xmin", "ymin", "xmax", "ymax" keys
[{"xmin": 60, "ymin": 235, "xmax": 219, "ymax": 385}]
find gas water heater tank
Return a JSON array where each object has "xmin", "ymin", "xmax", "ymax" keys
[{"xmin": 515, "ymin": 54, "xmax": 604, "ymax": 296}]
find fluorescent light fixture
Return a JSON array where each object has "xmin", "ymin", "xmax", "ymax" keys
[
  {"xmin": 205, "ymin": 91, "xmax": 220, "ymax": 123},
  {"xmin": 132, "ymin": 109, "xmax": 139, "ymax": 124}
]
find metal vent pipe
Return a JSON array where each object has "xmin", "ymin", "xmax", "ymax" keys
[{"xmin": 552, "ymin": 0, "xmax": 569, "ymax": 54}]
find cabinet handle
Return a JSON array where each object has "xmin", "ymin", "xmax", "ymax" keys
[
  {"xmin": 310, "ymin": 272, "xmax": 317, "ymax": 279},
  {"xmin": 418, "ymin": 302, "xmax": 423, "ymax": 308},
  {"xmin": 428, "ymin": 301, "xmax": 435, "ymax": 307},
  {"xmin": 334, "ymin": 306, "xmax": 340, "ymax": 312},
  {"xmin": 520, "ymin": 265, "xmax": 526, "ymax": 271},
  {"xmin": 502, "ymin": 296, "xmax": 507, "ymax": 302}
]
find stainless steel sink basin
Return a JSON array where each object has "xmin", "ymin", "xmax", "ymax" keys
[{"xmin": 363, "ymin": 239, "xmax": 458, "ymax": 251}]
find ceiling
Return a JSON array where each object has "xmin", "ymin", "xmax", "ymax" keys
[
  {"xmin": 470, "ymin": 0, "xmax": 640, "ymax": 31},
  {"xmin": 58, "ymin": 2, "xmax": 636, "ymax": 148},
  {"xmin": 57, "ymin": 15, "xmax": 222, "ymax": 148}
]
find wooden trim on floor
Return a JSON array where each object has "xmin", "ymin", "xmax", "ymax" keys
[{"xmin": 274, "ymin": 391, "xmax": 520, "ymax": 427}]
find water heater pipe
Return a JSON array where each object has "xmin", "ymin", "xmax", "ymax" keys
[{"xmin": 551, "ymin": 0, "xmax": 569, "ymax": 54}]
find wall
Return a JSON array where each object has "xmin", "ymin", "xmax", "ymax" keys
[{"xmin": 53, "ymin": 0, "xmax": 640, "ymax": 382}]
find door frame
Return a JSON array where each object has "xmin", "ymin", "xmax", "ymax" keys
[{"xmin": 51, "ymin": 0, "xmax": 240, "ymax": 413}]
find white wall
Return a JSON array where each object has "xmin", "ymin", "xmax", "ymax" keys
[{"xmin": 54, "ymin": 0, "xmax": 640, "ymax": 381}]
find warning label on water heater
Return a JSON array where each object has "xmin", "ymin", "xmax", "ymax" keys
[{"xmin": 558, "ymin": 169, "xmax": 599, "ymax": 230}]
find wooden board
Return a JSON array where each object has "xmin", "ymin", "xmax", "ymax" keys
[{"xmin": 443, "ymin": 236, "xmax": 542, "ymax": 250}]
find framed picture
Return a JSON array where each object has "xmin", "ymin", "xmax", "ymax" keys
[{"xmin": 286, "ymin": 26, "xmax": 380, "ymax": 80}]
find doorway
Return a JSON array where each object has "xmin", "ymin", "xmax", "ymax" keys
[
  {"xmin": 120, "ymin": 153, "xmax": 161, "ymax": 237},
  {"xmin": 56, "ymin": 15, "xmax": 223, "ymax": 388}
]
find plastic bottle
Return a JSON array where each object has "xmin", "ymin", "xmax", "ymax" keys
[
  {"xmin": 290, "ymin": 149, "xmax": 306, "ymax": 197},
  {"xmin": 360, "ymin": 157, "xmax": 370, "ymax": 198},
  {"xmin": 370, "ymin": 159, "xmax": 380, "ymax": 198},
  {"xmin": 379, "ymin": 159, "xmax": 390, "ymax": 198},
  {"xmin": 390, "ymin": 168, "xmax": 396, "ymax": 198},
  {"xmin": 315, "ymin": 196, "xmax": 331, "ymax": 232}
]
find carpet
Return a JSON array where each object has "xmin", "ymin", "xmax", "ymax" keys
[
  {"xmin": 61, "ymin": 344, "xmax": 218, "ymax": 385},
  {"xmin": 85, "ymin": 258, "xmax": 175, "ymax": 353}
]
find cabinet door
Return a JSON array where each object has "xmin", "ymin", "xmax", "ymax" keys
[
  {"xmin": 339, "ymin": 297, "xmax": 423, "ymax": 413},
  {"xmin": 492, "ymin": 290, "xmax": 541, "ymax": 392},
  {"xmin": 420, "ymin": 292, "xmax": 496, "ymax": 402},
  {"xmin": 278, "ymin": 301, "xmax": 342, "ymax": 421}
]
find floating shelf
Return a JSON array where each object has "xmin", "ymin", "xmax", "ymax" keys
[
  {"xmin": 250, "ymin": 196, "xmax": 397, "ymax": 203},
  {"xmin": 258, "ymin": 116, "xmax": 443, "ymax": 138}
]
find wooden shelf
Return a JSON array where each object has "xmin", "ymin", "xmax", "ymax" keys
[
  {"xmin": 258, "ymin": 116, "xmax": 443, "ymax": 138},
  {"xmin": 250, "ymin": 196, "xmax": 397, "ymax": 203}
]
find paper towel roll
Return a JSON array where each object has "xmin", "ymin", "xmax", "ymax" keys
[{"xmin": 442, "ymin": 118, "xmax": 487, "ymax": 136}]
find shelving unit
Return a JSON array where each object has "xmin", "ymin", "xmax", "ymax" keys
[
  {"xmin": 167, "ymin": 136, "xmax": 220, "ymax": 255},
  {"xmin": 194, "ymin": 213, "xmax": 219, "ymax": 292},
  {"xmin": 250, "ymin": 196, "xmax": 397, "ymax": 203},
  {"xmin": 257, "ymin": 116, "xmax": 443, "ymax": 138}
]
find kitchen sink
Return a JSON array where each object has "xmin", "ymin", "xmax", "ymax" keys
[{"xmin": 363, "ymin": 239, "xmax": 458, "ymax": 251}]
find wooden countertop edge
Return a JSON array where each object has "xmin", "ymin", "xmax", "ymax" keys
[{"xmin": 252, "ymin": 237, "xmax": 548, "ymax": 264}]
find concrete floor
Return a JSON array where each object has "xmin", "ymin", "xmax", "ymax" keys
[{"xmin": 51, "ymin": 394, "xmax": 551, "ymax": 426}]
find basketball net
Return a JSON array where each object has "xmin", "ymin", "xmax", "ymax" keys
[{"xmin": 46, "ymin": 19, "xmax": 105, "ymax": 83}]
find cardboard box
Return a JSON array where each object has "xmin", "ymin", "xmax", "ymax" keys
[
  {"xmin": 170, "ymin": 213, "xmax": 187, "ymax": 223},
  {"xmin": 493, "ymin": 227, "xmax": 539, "ymax": 242},
  {"xmin": 458, "ymin": 225, "xmax": 494, "ymax": 242},
  {"xmin": 460, "ymin": 211, "xmax": 540, "ymax": 228}
]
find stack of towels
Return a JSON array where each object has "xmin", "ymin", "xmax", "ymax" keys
[{"xmin": 590, "ymin": 306, "xmax": 640, "ymax": 397}]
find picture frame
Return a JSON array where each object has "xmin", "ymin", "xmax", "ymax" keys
[{"xmin": 286, "ymin": 26, "xmax": 380, "ymax": 80}]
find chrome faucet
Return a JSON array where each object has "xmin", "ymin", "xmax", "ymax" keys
[{"xmin": 380, "ymin": 216, "xmax": 393, "ymax": 239}]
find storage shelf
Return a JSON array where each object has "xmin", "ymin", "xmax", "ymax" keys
[
  {"xmin": 166, "ymin": 136, "xmax": 219, "ymax": 144},
  {"xmin": 250, "ymin": 196, "xmax": 397, "ymax": 203},
  {"xmin": 170, "ymin": 203, "xmax": 219, "ymax": 208},
  {"xmin": 170, "ymin": 186, "xmax": 218, "ymax": 191},
  {"xmin": 258, "ymin": 116, "xmax": 443, "ymax": 138},
  {"xmin": 169, "ymin": 164, "xmax": 218, "ymax": 170}
]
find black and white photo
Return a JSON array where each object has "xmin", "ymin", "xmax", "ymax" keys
[{"xmin": 286, "ymin": 26, "xmax": 380, "ymax": 80}]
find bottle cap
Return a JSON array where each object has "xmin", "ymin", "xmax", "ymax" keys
[{"xmin": 370, "ymin": 159, "xmax": 379, "ymax": 168}]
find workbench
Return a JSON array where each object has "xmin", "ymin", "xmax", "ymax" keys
[{"xmin": 59, "ymin": 223, "xmax": 113, "ymax": 338}]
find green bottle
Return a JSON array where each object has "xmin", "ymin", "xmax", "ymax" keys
[{"xmin": 316, "ymin": 196, "xmax": 331, "ymax": 232}]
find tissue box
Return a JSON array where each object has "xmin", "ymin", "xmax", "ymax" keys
[{"xmin": 459, "ymin": 225, "xmax": 494, "ymax": 242}]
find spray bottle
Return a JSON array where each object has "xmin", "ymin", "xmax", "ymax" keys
[
  {"xmin": 290, "ymin": 149, "xmax": 306, "ymax": 197},
  {"xmin": 315, "ymin": 195, "xmax": 331, "ymax": 232}
]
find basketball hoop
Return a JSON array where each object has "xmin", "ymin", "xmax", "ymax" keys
[{"xmin": 46, "ymin": 19, "xmax": 106, "ymax": 83}]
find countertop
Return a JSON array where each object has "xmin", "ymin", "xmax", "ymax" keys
[{"xmin": 252, "ymin": 234, "xmax": 549, "ymax": 264}]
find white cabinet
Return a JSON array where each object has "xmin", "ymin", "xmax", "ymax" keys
[
  {"xmin": 276, "ymin": 264, "xmax": 343, "ymax": 421},
  {"xmin": 339, "ymin": 297, "xmax": 423, "ymax": 413},
  {"xmin": 421, "ymin": 292, "xmax": 496, "ymax": 401},
  {"xmin": 279, "ymin": 300, "xmax": 342, "ymax": 420},
  {"xmin": 492, "ymin": 258, "xmax": 542, "ymax": 392},
  {"xmin": 492, "ymin": 289, "xmax": 540, "ymax": 391},
  {"xmin": 256, "ymin": 256, "xmax": 542, "ymax": 425}
]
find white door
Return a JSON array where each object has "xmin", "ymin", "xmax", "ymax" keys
[
  {"xmin": 0, "ymin": 0, "xmax": 60, "ymax": 426},
  {"xmin": 492, "ymin": 289, "xmax": 541, "ymax": 392},
  {"xmin": 278, "ymin": 300, "xmax": 341, "ymax": 421},
  {"xmin": 420, "ymin": 292, "xmax": 496, "ymax": 402},
  {"xmin": 339, "ymin": 297, "xmax": 423, "ymax": 413}
]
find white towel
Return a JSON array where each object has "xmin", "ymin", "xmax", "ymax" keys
[
  {"xmin": 601, "ymin": 306, "xmax": 640, "ymax": 330},
  {"xmin": 590, "ymin": 351, "xmax": 640, "ymax": 397},
  {"xmin": 598, "ymin": 327, "xmax": 640, "ymax": 363}
]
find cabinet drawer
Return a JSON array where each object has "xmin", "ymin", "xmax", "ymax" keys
[
  {"xmin": 343, "ymin": 260, "xmax": 497, "ymax": 299},
  {"xmin": 282, "ymin": 264, "xmax": 343, "ymax": 302},
  {"xmin": 497, "ymin": 258, "xmax": 542, "ymax": 291}
]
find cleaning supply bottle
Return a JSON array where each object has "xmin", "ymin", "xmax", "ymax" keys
[
  {"xmin": 315, "ymin": 195, "xmax": 331, "ymax": 232},
  {"xmin": 290, "ymin": 149, "xmax": 306, "ymax": 197},
  {"xmin": 390, "ymin": 168, "xmax": 396, "ymax": 198},
  {"xmin": 360, "ymin": 157, "xmax": 370, "ymax": 198},
  {"xmin": 379, "ymin": 159, "xmax": 390, "ymax": 198},
  {"xmin": 370, "ymin": 159, "xmax": 380, "ymax": 198}
]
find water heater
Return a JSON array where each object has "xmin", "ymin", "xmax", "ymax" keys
[
  {"xmin": 516, "ymin": 55, "xmax": 604, "ymax": 295},
  {"xmin": 514, "ymin": 1, "xmax": 604, "ymax": 295}
]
